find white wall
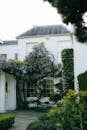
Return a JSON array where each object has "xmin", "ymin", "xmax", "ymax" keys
[
  {"xmin": 0, "ymin": 33, "xmax": 87, "ymax": 98},
  {"xmin": 0, "ymin": 34, "xmax": 73, "ymax": 62},
  {"xmin": 73, "ymin": 36, "xmax": 87, "ymax": 87},
  {"xmin": 0, "ymin": 33, "xmax": 73, "ymax": 111},
  {"xmin": 0, "ymin": 44, "xmax": 18, "ymax": 60},
  {"xmin": 17, "ymin": 39, "xmax": 27, "ymax": 60},
  {"xmin": 0, "ymin": 71, "xmax": 6, "ymax": 113},
  {"xmin": 5, "ymin": 74, "xmax": 16, "ymax": 110},
  {"xmin": 18, "ymin": 34, "xmax": 73, "ymax": 62}
]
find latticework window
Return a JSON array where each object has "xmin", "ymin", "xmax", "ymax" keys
[
  {"xmin": 41, "ymin": 78, "xmax": 54, "ymax": 97},
  {"xmin": 26, "ymin": 86, "xmax": 37, "ymax": 97}
]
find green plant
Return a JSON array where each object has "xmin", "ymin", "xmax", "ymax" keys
[
  {"xmin": 27, "ymin": 90, "xmax": 87, "ymax": 130},
  {"xmin": 26, "ymin": 113, "xmax": 57, "ymax": 130},
  {"xmin": 0, "ymin": 43, "xmax": 59, "ymax": 109},
  {"xmin": 26, "ymin": 120, "xmax": 44, "ymax": 130},
  {"xmin": 0, "ymin": 114, "xmax": 15, "ymax": 130},
  {"xmin": 56, "ymin": 90, "xmax": 87, "ymax": 130},
  {"xmin": 77, "ymin": 71, "xmax": 87, "ymax": 90},
  {"xmin": 61, "ymin": 49, "xmax": 74, "ymax": 92}
]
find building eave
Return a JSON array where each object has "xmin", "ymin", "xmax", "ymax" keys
[{"xmin": 17, "ymin": 33, "xmax": 71, "ymax": 39}]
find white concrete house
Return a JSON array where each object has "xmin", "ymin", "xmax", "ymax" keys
[{"xmin": 0, "ymin": 25, "xmax": 86, "ymax": 112}]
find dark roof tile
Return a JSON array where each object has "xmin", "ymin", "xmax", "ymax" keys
[
  {"xmin": 17, "ymin": 25, "xmax": 69, "ymax": 38},
  {"xmin": 0, "ymin": 40, "xmax": 18, "ymax": 46}
]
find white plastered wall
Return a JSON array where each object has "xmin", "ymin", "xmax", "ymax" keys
[
  {"xmin": 0, "ymin": 71, "xmax": 5, "ymax": 113},
  {"xmin": 73, "ymin": 36, "xmax": 87, "ymax": 88},
  {"xmin": 17, "ymin": 34, "xmax": 73, "ymax": 62},
  {"xmin": 5, "ymin": 74, "xmax": 16, "ymax": 110},
  {"xmin": 0, "ymin": 44, "xmax": 18, "ymax": 60}
]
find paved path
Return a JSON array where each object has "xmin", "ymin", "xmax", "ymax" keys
[{"xmin": 9, "ymin": 111, "xmax": 42, "ymax": 130}]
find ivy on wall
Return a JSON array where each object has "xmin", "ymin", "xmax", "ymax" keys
[{"xmin": 61, "ymin": 49, "xmax": 74, "ymax": 92}]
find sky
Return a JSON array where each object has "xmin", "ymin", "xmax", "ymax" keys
[{"xmin": 0, "ymin": 0, "xmax": 63, "ymax": 40}]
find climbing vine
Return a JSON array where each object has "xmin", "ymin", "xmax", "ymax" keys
[
  {"xmin": 0, "ymin": 43, "xmax": 59, "ymax": 109},
  {"xmin": 0, "ymin": 60, "xmax": 26, "ymax": 109}
]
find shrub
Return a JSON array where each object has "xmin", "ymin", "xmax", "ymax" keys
[
  {"xmin": 0, "ymin": 114, "xmax": 15, "ymax": 130},
  {"xmin": 61, "ymin": 49, "xmax": 74, "ymax": 92},
  {"xmin": 26, "ymin": 113, "xmax": 57, "ymax": 130},
  {"xmin": 26, "ymin": 120, "xmax": 44, "ymax": 130},
  {"xmin": 27, "ymin": 90, "xmax": 87, "ymax": 130},
  {"xmin": 55, "ymin": 90, "xmax": 87, "ymax": 130},
  {"xmin": 77, "ymin": 71, "xmax": 87, "ymax": 90},
  {"xmin": 26, "ymin": 119, "xmax": 57, "ymax": 130}
]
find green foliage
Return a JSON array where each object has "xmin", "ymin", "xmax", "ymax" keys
[
  {"xmin": 26, "ymin": 114, "xmax": 57, "ymax": 130},
  {"xmin": 0, "ymin": 43, "xmax": 59, "ymax": 109},
  {"xmin": 27, "ymin": 90, "xmax": 87, "ymax": 130},
  {"xmin": 25, "ymin": 43, "xmax": 59, "ymax": 104},
  {"xmin": 0, "ymin": 114, "xmax": 15, "ymax": 130},
  {"xmin": 57, "ymin": 91, "xmax": 80, "ymax": 130},
  {"xmin": 79, "ymin": 90, "xmax": 87, "ymax": 103},
  {"xmin": 61, "ymin": 49, "xmax": 74, "ymax": 92},
  {"xmin": 53, "ymin": 90, "xmax": 87, "ymax": 130},
  {"xmin": 62, "ymin": 90, "xmax": 87, "ymax": 129},
  {"xmin": 0, "ymin": 60, "xmax": 26, "ymax": 109},
  {"xmin": 0, "ymin": 60, "xmax": 24, "ymax": 78},
  {"xmin": 44, "ymin": 0, "xmax": 87, "ymax": 42},
  {"xmin": 25, "ymin": 43, "xmax": 56, "ymax": 84},
  {"xmin": 77, "ymin": 71, "xmax": 87, "ymax": 90},
  {"xmin": 26, "ymin": 120, "xmax": 44, "ymax": 130}
]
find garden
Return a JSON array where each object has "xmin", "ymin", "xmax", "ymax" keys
[
  {"xmin": 26, "ymin": 47, "xmax": 87, "ymax": 130},
  {"xmin": 26, "ymin": 90, "xmax": 87, "ymax": 130},
  {"xmin": 0, "ymin": 43, "xmax": 63, "ymax": 110},
  {"xmin": 0, "ymin": 43, "xmax": 87, "ymax": 130}
]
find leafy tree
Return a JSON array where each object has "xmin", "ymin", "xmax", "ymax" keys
[
  {"xmin": 44, "ymin": 0, "xmax": 87, "ymax": 42},
  {"xmin": 25, "ymin": 43, "xmax": 58, "ymax": 100},
  {"xmin": 25, "ymin": 43, "xmax": 55, "ymax": 82},
  {"xmin": 0, "ymin": 43, "xmax": 60, "ymax": 109}
]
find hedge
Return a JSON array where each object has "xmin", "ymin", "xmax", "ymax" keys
[
  {"xmin": 77, "ymin": 71, "xmax": 87, "ymax": 90},
  {"xmin": 61, "ymin": 49, "xmax": 74, "ymax": 92},
  {"xmin": 0, "ymin": 114, "xmax": 15, "ymax": 130}
]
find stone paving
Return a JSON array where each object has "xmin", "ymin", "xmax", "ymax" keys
[{"xmin": 9, "ymin": 111, "xmax": 42, "ymax": 130}]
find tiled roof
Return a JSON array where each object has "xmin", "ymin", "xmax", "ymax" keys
[
  {"xmin": 17, "ymin": 25, "xmax": 69, "ymax": 38},
  {"xmin": 0, "ymin": 40, "xmax": 18, "ymax": 46}
]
